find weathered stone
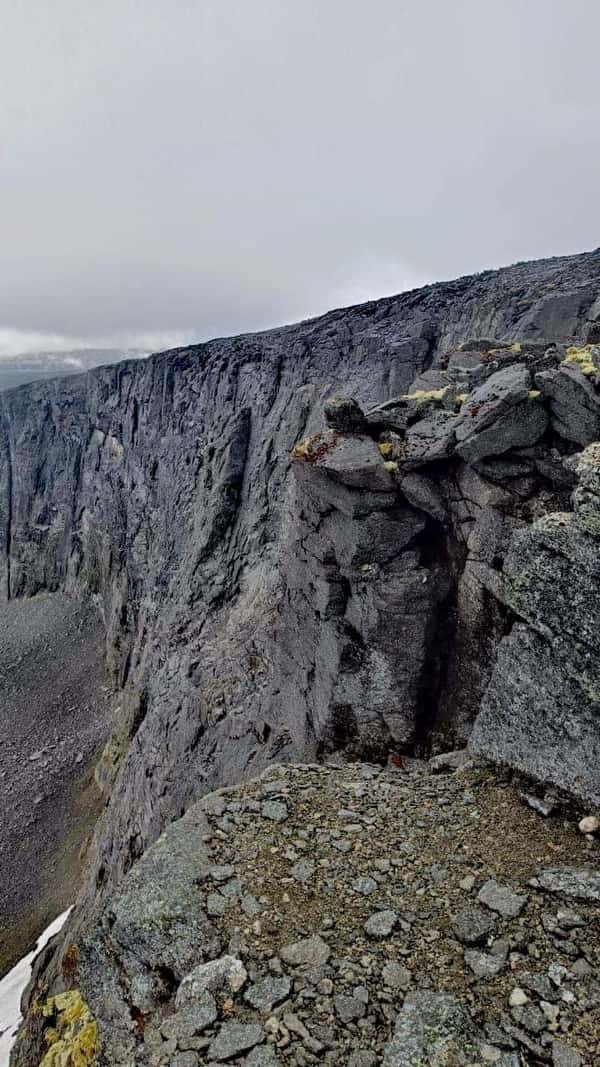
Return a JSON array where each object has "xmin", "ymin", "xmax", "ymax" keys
[
  {"xmin": 324, "ymin": 396, "xmax": 367, "ymax": 433},
  {"xmin": 464, "ymin": 949, "xmax": 506, "ymax": 979},
  {"xmin": 243, "ymin": 1046, "xmax": 283, "ymax": 1067},
  {"xmin": 208, "ymin": 1022, "xmax": 264, "ymax": 1061},
  {"xmin": 470, "ymin": 449, "xmax": 600, "ymax": 805},
  {"xmin": 429, "ymin": 749, "xmax": 472, "ymax": 774},
  {"xmin": 477, "ymin": 880, "xmax": 528, "ymax": 919},
  {"xmin": 334, "ymin": 993, "xmax": 366, "ymax": 1023},
  {"xmin": 382, "ymin": 992, "xmax": 478, "ymax": 1065},
  {"xmin": 535, "ymin": 867, "xmax": 600, "ymax": 902},
  {"xmin": 381, "ymin": 961, "xmax": 412, "ymax": 989},
  {"xmin": 364, "ymin": 910, "xmax": 397, "ymax": 938},
  {"xmin": 293, "ymin": 431, "xmax": 395, "ymax": 491},
  {"xmin": 244, "ymin": 976, "xmax": 291, "ymax": 1013},
  {"xmin": 552, "ymin": 1039, "xmax": 583, "ymax": 1067},
  {"xmin": 160, "ymin": 992, "xmax": 217, "ymax": 1040},
  {"xmin": 451, "ymin": 904, "xmax": 497, "ymax": 944},
  {"xmin": 280, "ymin": 935, "xmax": 331, "ymax": 968},
  {"xmin": 455, "ymin": 364, "xmax": 548, "ymax": 462},
  {"xmin": 176, "ymin": 957, "xmax": 248, "ymax": 1008},
  {"xmin": 398, "ymin": 470, "xmax": 447, "ymax": 522},
  {"xmin": 403, "ymin": 410, "xmax": 458, "ymax": 466},
  {"xmin": 536, "ymin": 363, "xmax": 600, "ymax": 445}
]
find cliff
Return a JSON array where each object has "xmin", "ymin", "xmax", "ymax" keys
[{"xmin": 3, "ymin": 250, "xmax": 600, "ymax": 1064}]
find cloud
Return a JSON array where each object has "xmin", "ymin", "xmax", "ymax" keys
[
  {"xmin": 0, "ymin": 328, "xmax": 198, "ymax": 361},
  {"xmin": 0, "ymin": 1, "xmax": 598, "ymax": 345}
]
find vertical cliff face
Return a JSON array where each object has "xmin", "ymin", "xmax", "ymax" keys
[{"xmin": 1, "ymin": 250, "xmax": 600, "ymax": 915}]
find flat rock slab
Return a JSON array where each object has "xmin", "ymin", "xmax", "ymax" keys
[
  {"xmin": 535, "ymin": 867, "xmax": 600, "ymax": 902},
  {"xmin": 477, "ymin": 879, "xmax": 528, "ymax": 918},
  {"xmin": 382, "ymin": 991, "xmax": 477, "ymax": 1065},
  {"xmin": 208, "ymin": 1022, "xmax": 264, "ymax": 1060}
]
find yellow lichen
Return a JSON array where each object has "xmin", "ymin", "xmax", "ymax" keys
[
  {"xmin": 291, "ymin": 437, "xmax": 313, "ymax": 461},
  {"xmin": 39, "ymin": 990, "xmax": 99, "ymax": 1067},
  {"xmin": 528, "ymin": 389, "xmax": 541, "ymax": 399},
  {"xmin": 563, "ymin": 345, "xmax": 598, "ymax": 377},
  {"xmin": 402, "ymin": 387, "xmax": 449, "ymax": 404},
  {"xmin": 455, "ymin": 393, "xmax": 469, "ymax": 407},
  {"xmin": 378, "ymin": 442, "xmax": 394, "ymax": 459},
  {"xmin": 510, "ymin": 342, "xmax": 522, "ymax": 353},
  {"xmin": 383, "ymin": 460, "xmax": 398, "ymax": 473}
]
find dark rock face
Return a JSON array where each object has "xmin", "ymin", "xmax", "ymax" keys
[
  {"xmin": 470, "ymin": 444, "xmax": 600, "ymax": 803},
  {"xmin": 2, "ymin": 248, "xmax": 600, "ymax": 964}
]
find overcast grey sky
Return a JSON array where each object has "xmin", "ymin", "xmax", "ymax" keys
[{"xmin": 1, "ymin": 0, "xmax": 599, "ymax": 358}]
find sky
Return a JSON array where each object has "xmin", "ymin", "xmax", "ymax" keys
[{"xmin": 0, "ymin": 0, "xmax": 599, "ymax": 362}]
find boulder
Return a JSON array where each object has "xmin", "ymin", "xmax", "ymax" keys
[
  {"xmin": 455, "ymin": 364, "xmax": 548, "ymax": 462},
  {"xmin": 292, "ymin": 431, "xmax": 395, "ymax": 491},
  {"xmin": 403, "ymin": 410, "xmax": 458, "ymax": 467},
  {"xmin": 536, "ymin": 363, "xmax": 600, "ymax": 445},
  {"xmin": 324, "ymin": 396, "xmax": 368, "ymax": 433}
]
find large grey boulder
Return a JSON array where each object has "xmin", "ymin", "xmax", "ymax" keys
[
  {"xmin": 403, "ymin": 410, "xmax": 459, "ymax": 466},
  {"xmin": 455, "ymin": 364, "xmax": 548, "ymax": 462},
  {"xmin": 536, "ymin": 361, "xmax": 600, "ymax": 444},
  {"xmin": 293, "ymin": 430, "xmax": 395, "ymax": 491}
]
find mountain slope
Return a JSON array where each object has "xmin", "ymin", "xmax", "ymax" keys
[{"xmin": 1, "ymin": 248, "xmax": 600, "ymax": 922}]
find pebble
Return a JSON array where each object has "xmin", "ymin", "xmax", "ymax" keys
[
  {"xmin": 280, "ymin": 935, "xmax": 331, "ymax": 968},
  {"xmin": 477, "ymin": 879, "xmax": 528, "ymax": 919},
  {"xmin": 508, "ymin": 988, "xmax": 529, "ymax": 1008},
  {"xmin": 552, "ymin": 1039, "xmax": 583, "ymax": 1067},
  {"xmin": 244, "ymin": 976, "xmax": 291, "ymax": 1013},
  {"xmin": 364, "ymin": 910, "xmax": 397, "ymax": 938},
  {"xmin": 578, "ymin": 815, "xmax": 599, "ymax": 834},
  {"xmin": 262, "ymin": 800, "xmax": 289, "ymax": 823},
  {"xmin": 451, "ymin": 904, "xmax": 497, "ymax": 944},
  {"xmin": 333, "ymin": 993, "xmax": 366, "ymax": 1023},
  {"xmin": 381, "ymin": 961, "xmax": 411, "ymax": 989},
  {"xmin": 352, "ymin": 876, "xmax": 378, "ymax": 895},
  {"xmin": 290, "ymin": 860, "xmax": 315, "ymax": 883}
]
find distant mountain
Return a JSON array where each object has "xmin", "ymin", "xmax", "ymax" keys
[{"xmin": 0, "ymin": 348, "xmax": 146, "ymax": 391}]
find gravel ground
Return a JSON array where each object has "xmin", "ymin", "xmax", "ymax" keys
[
  {"xmin": 0, "ymin": 592, "xmax": 111, "ymax": 977},
  {"xmin": 145, "ymin": 759, "xmax": 599, "ymax": 1065}
]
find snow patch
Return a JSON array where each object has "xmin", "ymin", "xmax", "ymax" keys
[{"xmin": 0, "ymin": 908, "xmax": 72, "ymax": 1066}]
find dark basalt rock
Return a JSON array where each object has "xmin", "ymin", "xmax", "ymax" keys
[
  {"xmin": 455, "ymin": 364, "xmax": 549, "ymax": 462},
  {"xmin": 324, "ymin": 395, "xmax": 367, "ymax": 433},
  {"xmin": 536, "ymin": 361, "xmax": 600, "ymax": 445}
]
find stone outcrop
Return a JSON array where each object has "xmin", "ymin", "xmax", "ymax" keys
[{"xmin": 287, "ymin": 348, "xmax": 600, "ymax": 802}]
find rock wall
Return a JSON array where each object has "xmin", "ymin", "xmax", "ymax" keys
[{"xmin": 1, "ymin": 249, "xmax": 600, "ymax": 915}]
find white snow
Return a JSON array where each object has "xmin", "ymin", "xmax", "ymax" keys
[{"xmin": 0, "ymin": 908, "xmax": 72, "ymax": 1067}]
